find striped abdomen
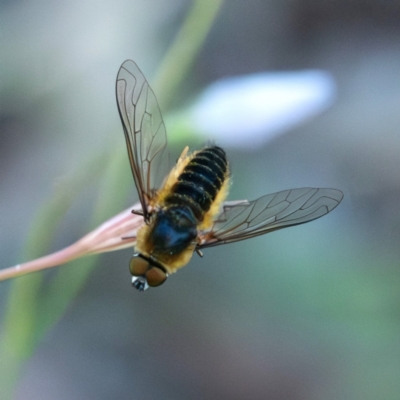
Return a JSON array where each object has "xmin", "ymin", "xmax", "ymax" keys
[{"xmin": 164, "ymin": 146, "xmax": 228, "ymax": 221}]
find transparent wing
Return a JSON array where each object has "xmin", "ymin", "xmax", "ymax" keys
[
  {"xmin": 198, "ymin": 188, "xmax": 343, "ymax": 249},
  {"xmin": 116, "ymin": 60, "xmax": 167, "ymax": 221}
]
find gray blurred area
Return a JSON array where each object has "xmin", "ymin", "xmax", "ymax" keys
[{"xmin": 1, "ymin": 0, "xmax": 400, "ymax": 399}]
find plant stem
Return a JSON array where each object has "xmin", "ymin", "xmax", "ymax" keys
[{"xmin": 153, "ymin": 0, "xmax": 225, "ymax": 109}]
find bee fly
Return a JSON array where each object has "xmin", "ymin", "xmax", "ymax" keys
[{"xmin": 116, "ymin": 60, "xmax": 343, "ymax": 291}]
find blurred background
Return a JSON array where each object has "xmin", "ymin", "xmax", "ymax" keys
[{"xmin": 1, "ymin": 0, "xmax": 400, "ymax": 399}]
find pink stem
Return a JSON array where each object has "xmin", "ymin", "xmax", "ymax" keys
[
  {"xmin": 0, "ymin": 241, "xmax": 88, "ymax": 281},
  {"xmin": 0, "ymin": 203, "xmax": 143, "ymax": 282}
]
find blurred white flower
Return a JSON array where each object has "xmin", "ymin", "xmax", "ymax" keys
[{"xmin": 189, "ymin": 70, "xmax": 336, "ymax": 148}]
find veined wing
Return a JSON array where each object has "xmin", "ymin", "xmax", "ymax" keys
[
  {"xmin": 116, "ymin": 60, "xmax": 167, "ymax": 221},
  {"xmin": 198, "ymin": 188, "xmax": 343, "ymax": 248}
]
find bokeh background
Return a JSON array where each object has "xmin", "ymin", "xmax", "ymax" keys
[{"xmin": 1, "ymin": 0, "xmax": 400, "ymax": 399}]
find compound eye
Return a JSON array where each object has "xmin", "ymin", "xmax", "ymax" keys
[
  {"xmin": 129, "ymin": 254, "xmax": 149, "ymax": 276},
  {"xmin": 146, "ymin": 267, "xmax": 168, "ymax": 287}
]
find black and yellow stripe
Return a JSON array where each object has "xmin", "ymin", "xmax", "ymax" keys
[{"xmin": 164, "ymin": 146, "xmax": 228, "ymax": 221}]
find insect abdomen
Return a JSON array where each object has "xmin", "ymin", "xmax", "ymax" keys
[{"xmin": 164, "ymin": 146, "xmax": 228, "ymax": 221}]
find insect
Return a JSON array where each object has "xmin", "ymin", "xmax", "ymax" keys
[{"xmin": 116, "ymin": 60, "xmax": 343, "ymax": 291}]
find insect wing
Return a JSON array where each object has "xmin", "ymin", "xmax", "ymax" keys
[
  {"xmin": 116, "ymin": 60, "xmax": 167, "ymax": 221},
  {"xmin": 198, "ymin": 188, "xmax": 343, "ymax": 248}
]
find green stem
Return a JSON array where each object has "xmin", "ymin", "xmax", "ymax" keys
[
  {"xmin": 0, "ymin": 152, "xmax": 109, "ymax": 398},
  {"xmin": 153, "ymin": 0, "xmax": 225, "ymax": 109},
  {"xmin": 0, "ymin": 186, "xmax": 75, "ymax": 398}
]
